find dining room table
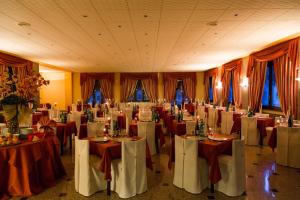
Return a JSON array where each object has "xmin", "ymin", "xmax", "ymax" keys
[
  {"xmin": 128, "ymin": 121, "xmax": 166, "ymax": 153},
  {"xmin": 172, "ymin": 119, "xmax": 186, "ymax": 136},
  {"xmin": 0, "ymin": 135, "xmax": 66, "ymax": 199},
  {"xmin": 168, "ymin": 133, "xmax": 234, "ymax": 192},
  {"xmin": 89, "ymin": 136, "xmax": 153, "ymax": 195},
  {"xmin": 164, "ymin": 113, "xmax": 175, "ymax": 134}
]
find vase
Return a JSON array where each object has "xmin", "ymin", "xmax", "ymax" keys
[{"xmin": 2, "ymin": 104, "xmax": 19, "ymax": 134}]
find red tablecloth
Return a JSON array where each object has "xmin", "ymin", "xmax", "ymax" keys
[
  {"xmin": 117, "ymin": 114, "xmax": 126, "ymax": 129},
  {"xmin": 168, "ymin": 134, "xmax": 233, "ymax": 184},
  {"xmin": 185, "ymin": 104, "xmax": 195, "ymax": 115},
  {"xmin": 129, "ymin": 122, "xmax": 166, "ymax": 153},
  {"xmin": 0, "ymin": 136, "xmax": 66, "ymax": 199},
  {"xmin": 172, "ymin": 120, "xmax": 186, "ymax": 136},
  {"xmin": 32, "ymin": 113, "xmax": 42, "ymax": 125},
  {"xmin": 89, "ymin": 137, "xmax": 153, "ymax": 180},
  {"xmin": 56, "ymin": 121, "xmax": 77, "ymax": 145},
  {"xmin": 164, "ymin": 113, "xmax": 175, "ymax": 133}
]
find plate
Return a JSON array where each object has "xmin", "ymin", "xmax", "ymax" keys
[
  {"xmin": 90, "ymin": 137, "xmax": 109, "ymax": 142},
  {"xmin": 113, "ymin": 137, "xmax": 138, "ymax": 142},
  {"xmin": 184, "ymin": 135, "xmax": 205, "ymax": 141},
  {"xmin": 208, "ymin": 136, "xmax": 228, "ymax": 141}
]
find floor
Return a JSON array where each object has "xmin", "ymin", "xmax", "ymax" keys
[{"xmin": 13, "ymin": 137, "xmax": 300, "ymax": 200}]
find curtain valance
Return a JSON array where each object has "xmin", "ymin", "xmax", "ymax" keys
[
  {"xmin": 80, "ymin": 73, "xmax": 114, "ymax": 85},
  {"xmin": 120, "ymin": 73, "xmax": 158, "ymax": 82}
]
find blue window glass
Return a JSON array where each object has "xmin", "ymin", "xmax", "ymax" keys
[
  {"xmin": 132, "ymin": 80, "xmax": 148, "ymax": 102},
  {"xmin": 228, "ymin": 74, "xmax": 234, "ymax": 104},
  {"xmin": 209, "ymin": 77, "xmax": 213, "ymax": 102},
  {"xmin": 88, "ymin": 90, "xmax": 102, "ymax": 105},
  {"xmin": 136, "ymin": 89, "xmax": 143, "ymax": 102},
  {"xmin": 262, "ymin": 61, "xmax": 280, "ymax": 109},
  {"xmin": 175, "ymin": 80, "xmax": 184, "ymax": 106}
]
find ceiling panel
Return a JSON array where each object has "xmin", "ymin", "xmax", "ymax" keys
[{"xmin": 0, "ymin": 0, "xmax": 299, "ymax": 72}]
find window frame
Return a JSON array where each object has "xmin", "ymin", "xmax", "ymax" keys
[
  {"xmin": 228, "ymin": 72, "xmax": 235, "ymax": 105},
  {"xmin": 133, "ymin": 80, "xmax": 149, "ymax": 102},
  {"xmin": 208, "ymin": 77, "xmax": 213, "ymax": 103}
]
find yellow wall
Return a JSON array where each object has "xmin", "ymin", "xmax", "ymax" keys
[
  {"xmin": 158, "ymin": 73, "xmax": 164, "ymax": 100},
  {"xmin": 72, "ymin": 72, "xmax": 81, "ymax": 103},
  {"xmin": 195, "ymin": 72, "xmax": 205, "ymax": 101},
  {"xmin": 114, "ymin": 73, "xmax": 120, "ymax": 102},
  {"xmin": 40, "ymin": 69, "xmax": 72, "ymax": 110}
]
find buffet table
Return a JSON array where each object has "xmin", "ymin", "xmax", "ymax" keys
[{"xmin": 0, "ymin": 136, "xmax": 66, "ymax": 199}]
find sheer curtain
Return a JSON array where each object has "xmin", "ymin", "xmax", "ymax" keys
[
  {"xmin": 183, "ymin": 78, "xmax": 195, "ymax": 101},
  {"xmin": 141, "ymin": 79, "xmax": 157, "ymax": 102},
  {"xmin": 99, "ymin": 79, "xmax": 113, "ymax": 99},
  {"xmin": 81, "ymin": 79, "xmax": 96, "ymax": 102},
  {"xmin": 121, "ymin": 79, "xmax": 138, "ymax": 102},
  {"xmin": 164, "ymin": 79, "xmax": 177, "ymax": 102}
]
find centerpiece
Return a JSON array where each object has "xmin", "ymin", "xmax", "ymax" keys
[{"xmin": 0, "ymin": 68, "xmax": 49, "ymax": 134}]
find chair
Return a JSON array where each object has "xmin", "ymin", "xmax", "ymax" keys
[
  {"xmin": 137, "ymin": 121, "xmax": 156, "ymax": 155},
  {"xmin": 111, "ymin": 138, "xmax": 147, "ymax": 198},
  {"xmin": 208, "ymin": 107, "xmax": 217, "ymax": 129},
  {"xmin": 173, "ymin": 135, "xmax": 208, "ymax": 194},
  {"xmin": 276, "ymin": 126, "xmax": 300, "ymax": 168},
  {"xmin": 221, "ymin": 111, "xmax": 234, "ymax": 135},
  {"xmin": 87, "ymin": 122, "xmax": 105, "ymax": 137},
  {"xmin": 241, "ymin": 117, "xmax": 259, "ymax": 145},
  {"xmin": 186, "ymin": 120, "xmax": 196, "ymax": 135},
  {"xmin": 216, "ymin": 139, "xmax": 245, "ymax": 196},
  {"xmin": 68, "ymin": 111, "xmax": 82, "ymax": 131},
  {"xmin": 74, "ymin": 137, "xmax": 106, "ymax": 196}
]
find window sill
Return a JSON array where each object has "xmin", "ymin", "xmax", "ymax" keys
[{"xmin": 262, "ymin": 109, "xmax": 284, "ymax": 116}]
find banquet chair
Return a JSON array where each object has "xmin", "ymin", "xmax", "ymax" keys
[
  {"xmin": 186, "ymin": 120, "xmax": 196, "ymax": 135},
  {"xmin": 221, "ymin": 111, "xmax": 234, "ymax": 135},
  {"xmin": 111, "ymin": 138, "xmax": 147, "ymax": 198},
  {"xmin": 87, "ymin": 122, "xmax": 105, "ymax": 137},
  {"xmin": 241, "ymin": 117, "xmax": 259, "ymax": 145},
  {"xmin": 208, "ymin": 107, "xmax": 217, "ymax": 129},
  {"xmin": 216, "ymin": 139, "xmax": 245, "ymax": 196},
  {"xmin": 74, "ymin": 137, "xmax": 106, "ymax": 196},
  {"xmin": 276, "ymin": 127, "xmax": 300, "ymax": 168},
  {"xmin": 173, "ymin": 135, "xmax": 208, "ymax": 193},
  {"xmin": 137, "ymin": 121, "xmax": 156, "ymax": 155}
]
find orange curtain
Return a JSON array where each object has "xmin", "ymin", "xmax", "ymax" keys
[
  {"xmin": 247, "ymin": 37, "xmax": 299, "ymax": 117},
  {"xmin": 248, "ymin": 62, "xmax": 267, "ymax": 112},
  {"xmin": 121, "ymin": 79, "xmax": 138, "ymax": 102},
  {"xmin": 142, "ymin": 79, "xmax": 157, "ymax": 102},
  {"xmin": 204, "ymin": 68, "xmax": 218, "ymax": 103},
  {"xmin": 164, "ymin": 79, "xmax": 177, "ymax": 102},
  {"xmin": 99, "ymin": 79, "xmax": 113, "ymax": 99},
  {"xmin": 183, "ymin": 78, "xmax": 195, "ymax": 101},
  {"xmin": 221, "ymin": 59, "xmax": 242, "ymax": 107},
  {"xmin": 81, "ymin": 79, "xmax": 96, "ymax": 102}
]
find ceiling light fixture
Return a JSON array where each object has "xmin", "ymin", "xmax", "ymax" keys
[
  {"xmin": 82, "ymin": 15, "xmax": 88, "ymax": 18},
  {"xmin": 144, "ymin": 15, "xmax": 148, "ymax": 18},
  {"xmin": 17, "ymin": 21, "xmax": 31, "ymax": 27},
  {"xmin": 206, "ymin": 21, "xmax": 218, "ymax": 26},
  {"xmin": 118, "ymin": 25, "xmax": 122, "ymax": 28},
  {"xmin": 145, "ymin": 33, "xmax": 148, "ymax": 36},
  {"xmin": 234, "ymin": 13, "xmax": 239, "ymax": 17},
  {"xmin": 98, "ymin": 33, "xmax": 102, "ymax": 36}
]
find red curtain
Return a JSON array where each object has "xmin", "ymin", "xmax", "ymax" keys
[
  {"xmin": 221, "ymin": 59, "xmax": 242, "ymax": 107},
  {"xmin": 80, "ymin": 73, "xmax": 114, "ymax": 102},
  {"xmin": 204, "ymin": 68, "xmax": 218, "ymax": 103},
  {"xmin": 0, "ymin": 52, "xmax": 33, "ymax": 82},
  {"xmin": 163, "ymin": 72, "xmax": 196, "ymax": 101},
  {"xmin": 120, "ymin": 73, "xmax": 158, "ymax": 102},
  {"xmin": 247, "ymin": 37, "xmax": 299, "ymax": 117}
]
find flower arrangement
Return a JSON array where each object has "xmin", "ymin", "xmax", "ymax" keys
[{"xmin": 0, "ymin": 69, "xmax": 49, "ymax": 105}]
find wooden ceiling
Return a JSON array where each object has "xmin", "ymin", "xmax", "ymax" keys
[{"xmin": 0, "ymin": 0, "xmax": 300, "ymax": 72}]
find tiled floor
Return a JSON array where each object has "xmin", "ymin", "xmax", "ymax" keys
[{"xmin": 13, "ymin": 138, "xmax": 300, "ymax": 200}]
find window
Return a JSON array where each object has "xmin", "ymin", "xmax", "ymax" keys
[
  {"xmin": 88, "ymin": 80, "xmax": 103, "ymax": 106},
  {"xmin": 175, "ymin": 80, "xmax": 184, "ymax": 106},
  {"xmin": 228, "ymin": 73, "xmax": 234, "ymax": 104},
  {"xmin": 209, "ymin": 77, "xmax": 213, "ymax": 102},
  {"xmin": 262, "ymin": 61, "xmax": 281, "ymax": 109},
  {"xmin": 132, "ymin": 80, "xmax": 148, "ymax": 102}
]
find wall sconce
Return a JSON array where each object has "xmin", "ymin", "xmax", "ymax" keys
[
  {"xmin": 216, "ymin": 80, "xmax": 222, "ymax": 89},
  {"xmin": 240, "ymin": 77, "xmax": 248, "ymax": 88}
]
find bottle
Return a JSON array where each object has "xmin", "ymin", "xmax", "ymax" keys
[
  {"xmin": 199, "ymin": 119, "xmax": 205, "ymax": 137},
  {"xmin": 288, "ymin": 109, "xmax": 293, "ymax": 127},
  {"xmin": 195, "ymin": 119, "xmax": 199, "ymax": 135}
]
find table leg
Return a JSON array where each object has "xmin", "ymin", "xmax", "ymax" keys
[
  {"xmin": 210, "ymin": 183, "xmax": 215, "ymax": 193},
  {"xmin": 107, "ymin": 181, "xmax": 111, "ymax": 195}
]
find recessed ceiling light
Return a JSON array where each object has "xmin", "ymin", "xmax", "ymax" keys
[
  {"xmin": 145, "ymin": 44, "xmax": 149, "ymax": 47},
  {"xmin": 17, "ymin": 21, "xmax": 31, "ymax": 27},
  {"xmin": 27, "ymin": 33, "xmax": 31, "ymax": 35},
  {"xmin": 118, "ymin": 25, "xmax": 122, "ymax": 28},
  {"xmin": 145, "ymin": 33, "xmax": 148, "ymax": 36},
  {"xmin": 201, "ymin": 43, "xmax": 206, "ymax": 46},
  {"xmin": 98, "ymin": 33, "xmax": 102, "ymax": 36},
  {"xmin": 144, "ymin": 15, "xmax": 148, "ymax": 18},
  {"xmin": 206, "ymin": 21, "xmax": 218, "ymax": 26},
  {"xmin": 82, "ymin": 15, "xmax": 88, "ymax": 18},
  {"xmin": 128, "ymin": 48, "xmax": 132, "ymax": 51},
  {"xmin": 234, "ymin": 13, "xmax": 239, "ymax": 17},
  {"xmin": 214, "ymin": 32, "xmax": 218, "ymax": 35}
]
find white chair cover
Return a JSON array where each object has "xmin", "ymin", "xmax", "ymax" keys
[
  {"xmin": 137, "ymin": 121, "xmax": 156, "ymax": 155},
  {"xmin": 241, "ymin": 117, "xmax": 259, "ymax": 145},
  {"xmin": 124, "ymin": 109, "xmax": 133, "ymax": 134},
  {"xmin": 216, "ymin": 139, "xmax": 245, "ymax": 196},
  {"xmin": 87, "ymin": 122, "xmax": 105, "ymax": 137},
  {"xmin": 74, "ymin": 137, "xmax": 106, "ymax": 196},
  {"xmin": 111, "ymin": 138, "xmax": 147, "ymax": 198},
  {"xmin": 49, "ymin": 109, "xmax": 60, "ymax": 121},
  {"xmin": 197, "ymin": 106, "xmax": 206, "ymax": 121},
  {"xmin": 208, "ymin": 108, "xmax": 217, "ymax": 128},
  {"xmin": 186, "ymin": 120, "xmax": 196, "ymax": 135},
  {"xmin": 221, "ymin": 111, "xmax": 234, "ymax": 135},
  {"xmin": 277, "ymin": 126, "xmax": 300, "ymax": 168},
  {"xmin": 173, "ymin": 135, "xmax": 208, "ymax": 194},
  {"xmin": 69, "ymin": 111, "xmax": 82, "ymax": 132}
]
